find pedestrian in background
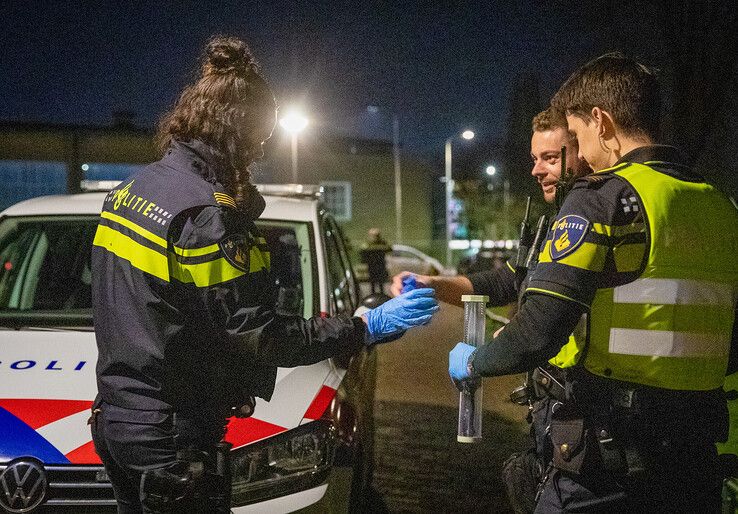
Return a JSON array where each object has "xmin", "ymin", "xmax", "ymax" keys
[{"xmin": 361, "ymin": 227, "xmax": 391, "ymax": 294}]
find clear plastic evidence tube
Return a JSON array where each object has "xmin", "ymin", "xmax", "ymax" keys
[{"xmin": 457, "ymin": 294, "xmax": 488, "ymax": 443}]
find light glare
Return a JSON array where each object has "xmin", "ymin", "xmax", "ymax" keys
[
  {"xmin": 485, "ymin": 165, "xmax": 496, "ymax": 176},
  {"xmin": 461, "ymin": 130, "xmax": 475, "ymax": 140},
  {"xmin": 279, "ymin": 111, "xmax": 309, "ymax": 134}
]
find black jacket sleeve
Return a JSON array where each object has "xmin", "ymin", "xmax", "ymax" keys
[
  {"xmin": 171, "ymin": 206, "xmax": 367, "ymax": 369},
  {"xmin": 471, "ymin": 292, "xmax": 585, "ymax": 376},
  {"xmin": 466, "ymin": 264, "xmax": 518, "ymax": 306}
]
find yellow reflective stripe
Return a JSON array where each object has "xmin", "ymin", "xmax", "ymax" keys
[
  {"xmin": 170, "ymin": 247, "xmax": 269, "ymax": 287},
  {"xmin": 548, "ymin": 334, "xmax": 580, "ymax": 368},
  {"xmin": 100, "ymin": 211, "xmax": 166, "ymax": 249},
  {"xmin": 171, "ymin": 258, "xmax": 244, "ymax": 286},
  {"xmin": 538, "ymin": 241, "xmax": 553, "ymax": 263},
  {"xmin": 591, "ymin": 222, "xmax": 645, "ymax": 237},
  {"xmin": 251, "ymin": 246, "xmax": 270, "ymax": 271},
  {"xmin": 538, "ymin": 240, "xmax": 607, "ymax": 271},
  {"xmin": 506, "ymin": 260, "xmax": 515, "ymax": 273},
  {"xmin": 524, "ymin": 287, "xmax": 589, "ymax": 308},
  {"xmin": 613, "ymin": 243, "xmax": 646, "ymax": 272},
  {"xmin": 93, "ymin": 225, "xmax": 169, "ymax": 281},
  {"xmin": 172, "ymin": 243, "xmax": 220, "ymax": 257}
]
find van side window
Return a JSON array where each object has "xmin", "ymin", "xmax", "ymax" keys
[{"xmin": 323, "ymin": 216, "xmax": 355, "ymax": 315}]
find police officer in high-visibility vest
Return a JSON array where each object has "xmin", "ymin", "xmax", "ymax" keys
[
  {"xmin": 449, "ymin": 52, "xmax": 738, "ymax": 513},
  {"xmin": 90, "ymin": 36, "xmax": 438, "ymax": 514},
  {"xmin": 391, "ymin": 108, "xmax": 591, "ymax": 513}
]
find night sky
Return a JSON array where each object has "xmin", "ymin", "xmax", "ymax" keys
[{"xmin": 1, "ymin": 1, "xmax": 674, "ymax": 154}]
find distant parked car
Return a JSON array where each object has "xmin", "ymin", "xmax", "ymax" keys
[
  {"xmin": 385, "ymin": 244, "xmax": 452, "ymax": 278},
  {"xmin": 456, "ymin": 248, "xmax": 512, "ymax": 275},
  {"xmin": 356, "ymin": 243, "xmax": 453, "ymax": 282}
]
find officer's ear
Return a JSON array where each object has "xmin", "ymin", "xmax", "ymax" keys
[{"xmin": 590, "ymin": 107, "xmax": 617, "ymax": 140}]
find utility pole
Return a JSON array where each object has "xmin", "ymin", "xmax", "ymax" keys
[{"xmin": 393, "ymin": 114, "xmax": 402, "ymax": 244}]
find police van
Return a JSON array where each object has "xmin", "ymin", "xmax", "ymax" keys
[{"xmin": 0, "ymin": 182, "xmax": 377, "ymax": 513}]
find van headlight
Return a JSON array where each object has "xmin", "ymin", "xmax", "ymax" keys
[{"xmin": 230, "ymin": 420, "xmax": 335, "ymax": 506}]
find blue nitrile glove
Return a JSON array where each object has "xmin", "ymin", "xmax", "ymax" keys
[
  {"xmin": 401, "ymin": 275, "xmax": 418, "ymax": 293},
  {"xmin": 363, "ymin": 288, "xmax": 438, "ymax": 344},
  {"xmin": 449, "ymin": 342, "xmax": 476, "ymax": 382}
]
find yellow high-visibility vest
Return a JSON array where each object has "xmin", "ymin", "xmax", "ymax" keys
[{"xmin": 552, "ymin": 162, "xmax": 738, "ymax": 391}]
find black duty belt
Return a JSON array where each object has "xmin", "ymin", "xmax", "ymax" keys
[{"xmin": 531, "ymin": 366, "xmax": 567, "ymax": 403}]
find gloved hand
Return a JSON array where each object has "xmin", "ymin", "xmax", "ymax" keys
[
  {"xmin": 449, "ymin": 342, "xmax": 477, "ymax": 382},
  {"xmin": 390, "ymin": 271, "xmax": 431, "ymax": 296},
  {"xmin": 363, "ymin": 288, "xmax": 438, "ymax": 344},
  {"xmin": 401, "ymin": 275, "xmax": 417, "ymax": 293}
]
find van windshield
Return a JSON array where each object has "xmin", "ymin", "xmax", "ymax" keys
[{"xmin": 0, "ymin": 215, "xmax": 315, "ymax": 324}]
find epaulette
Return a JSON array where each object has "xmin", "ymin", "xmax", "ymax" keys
[
  {"xmin": 583, "ymin": 174, "xmax": 609, "ymax": 184},
  {"xmin": 213, "ymin": 191, "xmax": 237, "ymax": 209},
  {"xmin": 570, "ymin": 173, "xmax": 611, "ymax": 191}
]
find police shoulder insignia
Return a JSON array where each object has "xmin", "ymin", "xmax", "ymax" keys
[
  {"xmin": 549, "ymin": 214, "xmax": 590, "ymax": 260},
  {"xmin": 219, "ymin": 234, "xmax": 250, "ymax": 272}
]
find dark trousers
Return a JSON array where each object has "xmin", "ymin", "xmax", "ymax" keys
[
  {"xmin": 90, "ymin": 401, "xmax": 226, "ymax": 514},
  {"xmin": 529, "ymin": 400, "xmax": 722, "ymax": 514}
]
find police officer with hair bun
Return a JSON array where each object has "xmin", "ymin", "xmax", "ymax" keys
[{"xmin": 90, "ymin": 35, "xmax": 438, "ymax": 513}]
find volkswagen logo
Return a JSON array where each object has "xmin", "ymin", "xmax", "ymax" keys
[{"xmin": 0, "ymin": 460, "xmax": 47, "ymax": 513}]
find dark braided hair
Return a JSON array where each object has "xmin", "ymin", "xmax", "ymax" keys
[{"xmin": 156, "ymin": 35, "xmax": 276, "ymax": 209}]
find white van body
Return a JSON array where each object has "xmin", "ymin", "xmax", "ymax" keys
[{"xmin": 0, "ymin": 187, "xmax": 375, "ymax": 513}]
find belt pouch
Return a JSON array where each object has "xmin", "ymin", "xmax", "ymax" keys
[{"xmin": 551, "ymin": 418, "xmax": 589, "ymax": 474}]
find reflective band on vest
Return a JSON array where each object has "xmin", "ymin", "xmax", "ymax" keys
[
  {"xmin": 609, "ymin": 328, "xmax": 730, "ymax": 358},
  {"xmin": 553, "ymin": 162, "xmax": 738, "ymax": 391},
  {"xmin": 613, "ymin": 278, "xmax": 735, "ymax": 306}
]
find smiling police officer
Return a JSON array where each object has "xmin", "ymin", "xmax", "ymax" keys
[
  {"xmin": 89, "ymin": 36, "xmax": 438, "ymax": 514},
  {"xmin": 449, "ymin": 53, "xmax": 738, "ymax": 512}
]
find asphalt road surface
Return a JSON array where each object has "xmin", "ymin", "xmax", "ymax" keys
[{"xmin": 369, "ymin": 301, "xmax": 531, "ymax": 513}]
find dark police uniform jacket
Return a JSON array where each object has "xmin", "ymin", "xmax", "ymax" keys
[{"xmin": 91, "ymin": 139, "xmax": 366, "ymax": 415}]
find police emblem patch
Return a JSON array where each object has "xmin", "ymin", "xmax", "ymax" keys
[
  {"xmin": 219, "ymin": 234, "xmax": 250, "ymax": 272},
  {"xmin": 549, "ymin": 214, "xmax": 590, "ymax": 260}
]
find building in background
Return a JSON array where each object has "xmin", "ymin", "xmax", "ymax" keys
[
  {"xmin": 260, "ymin": 131, "xmax": 434, "ymax": 259},
  {"xmin": 0, "ymin": 120, "xmax": 436, "ymax": 262}
]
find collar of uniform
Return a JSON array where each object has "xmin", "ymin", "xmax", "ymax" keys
[
  {"xmin": 613, "ymin": 144, "xmax": 686, "ymax": 167},
  {"xmin": 163, "ymin": 139, "xmax": 228, "ymax": 185},
  {"xmin": 602, "ymin": 144, "xmax": 701, "ymax": 181}
]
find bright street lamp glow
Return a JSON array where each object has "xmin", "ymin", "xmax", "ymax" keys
[
  {"xmin": 279, "ymin": 111, "xmax": 308, "ymax": 134},
  {"xmin": 485, "ymin": 165, "xmax": 496, "ymax": 176},
  {"xmin": 461, "ymin": 130, "xmax": 475, "ymax": 140}
]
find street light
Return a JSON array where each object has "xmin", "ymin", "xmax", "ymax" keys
[
  {"xmin": 279, "ymin": 110, "xmax": 308, "ymax": 183},
  {"xmin": 445, "ymin": 129, "xmax": 475, "ymax": 268},
  {"xmin": 485, "ymin": 165, "xmax": 496, "ymax": 176}
]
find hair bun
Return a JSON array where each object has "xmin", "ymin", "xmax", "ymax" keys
[{"xmin": 206, "ymin": 36, "xmax": 255, "ymax": 74}]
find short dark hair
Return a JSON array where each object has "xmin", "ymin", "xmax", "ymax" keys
[
  {"xmin": 551, "ymin": 52, "xmax": 661, "ymax": 140},
  {"xmin": 531, "ymin": 108, "xmax": 576, "ymax": 143}
]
